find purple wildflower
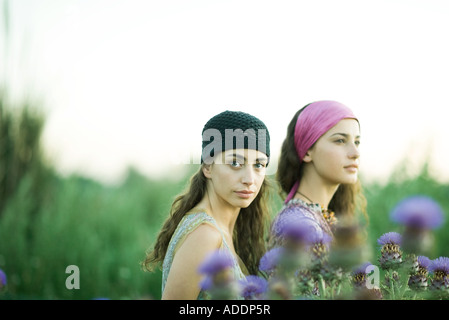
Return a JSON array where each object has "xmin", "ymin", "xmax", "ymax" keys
[
  {"xmin": 0, "ymin": 269, "xmax": 6, "ymax": 288},
  {"xmin": 377, "ymin": 232, "xmax": 403, "ymax": 270},
  {"xmin": 259, "ymin": 247, "xmax": 284, "ymax": 274},
  {"xmin": 351, "ymin": 262, "xmax": 374, "ymax": 287},
  {"xmin": 377, "ymin": 232, "xmax": 402, "ymax": 246},
  {"xmin": 198, "ymin": 250, "xmax": 240, "ymax": 299},
  {"xmin": 239, "ymin": 275, "xmax": 268, "ymax": 300},
  {"xmin": 408, "ymin": 255, "xmax": 431, "ymax": 291},
  {"xmin": 274, "ymin": 213, "xmax": 321, "ymax": 245},
  {"xmin": 390, "ymin": 195, "xmax": 444, "ymax": 230},
  {"xmin": 198, "ymin": 250, "xmax": 234, "ymax": 291},
  {"xmin": 429, "ymin": 257, "xmax": 449, "ymax": 293},
  {"xmin": 308, "ymin": 232, "xmax": 332, "ymax": 256},
  {"xmin": 350, "ymin": 261, "xmax": 383, "ymax": 299},
  {"xmin": 198, "ymin": 249, "xmax": 234, "ymax": 276},
  {"xmin": 352, "ymin": 261, "xmax": 374, "ymax": 277},
  {"xmin": 429, "ymin": 257, "xmax": 449, "ymax": 274},
  {"xmin": 417, "ymin": 256, "xmax": 431, "ymax": 269},
  {"xmin": 308, "ymin": 231, "xmax": 332, "ymax": 247}
]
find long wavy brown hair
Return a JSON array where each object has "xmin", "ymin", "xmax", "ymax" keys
[
  {"xmin": 142, "ymin": 165, "xmax": 272, "ymax": 275},
  {"xmin": 277, "ymin": 105, "xmax": 367, "ymax": 219}
]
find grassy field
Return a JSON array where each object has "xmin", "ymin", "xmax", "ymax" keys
[
  {"xmin": 1, "ymin": 95, "xmax": 448, "ymax": 300},
  {"xmin": 0, "ymin": 161, "xmax": 448, "ymax": 300}
]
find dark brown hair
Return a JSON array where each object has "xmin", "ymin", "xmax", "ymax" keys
[
  {"xmin": 142, "ymin": 165, "xmax": 272, "ymax": 275},
  {"xmin": 276, "ymin": 105, "xmax": 367, "ymax": 219}
]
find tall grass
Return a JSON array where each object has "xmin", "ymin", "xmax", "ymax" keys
[
  {"xmin": 1, "ymin": 89, "xmax": 448, "ymax": 300},
  {"xmin": 0, "ymin": 166, "xmax": 193, "ymax": 300}
]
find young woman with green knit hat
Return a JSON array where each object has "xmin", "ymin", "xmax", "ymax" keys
[{"xmin": 142, "ymin": 110, "xmax": 272, "ymax": 300}]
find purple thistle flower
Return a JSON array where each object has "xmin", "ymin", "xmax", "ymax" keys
[
  {"xmin": 274, "ymin": 213, "xmax": 322, "ymax": 245},
  {"xmin": 429, "ymin": 257, "xmax": 449, "ymax": 293},
  {"xmin": 308, "ymin": 231, "xmax": 333, "ymax": 247},
  {"xmin": 390, "ymin": 195, "xmax": 444, "ymax": 230},
  {"xmin": 377, "ymin": 232, "xmax": 402, "ymax": 246},
  {"xmin": 377, "ymin": 232, "xmax": 403, "ymax": 270},
  {"xmin": 198, "ymin": 250, "xmax": 240, "ymax": 298},
  {"xmin": 259, "ymin": 247, "xmax": 285, "ymax": 274},
  {"xmin": 417, "ymin": 256, "xmax": 431, "ymax": 269},
  {"xmin": 239, "ymin": 275, "xmax": 268, "ymax": 300},
  {"xmin": 429, "ymin": 257, "xmax": 449, "ymax": 275},
  {"xmin": 408, "ymin": 255, "xmax": 431, "ymax": 291},
  {"xmin": 198, "ymin": 249, "xmax": 234, "ymax": 276},
  {"xmin": 352, "ymin": 261, "xmax": 374, "ymax": 277},
  {"xmin": 309, "ymin": 232, "xmax": 333, "ymax": 262},
  {"xmin": 0, "ymin": 269, "xmax": 6, "ymax": 288},
  {"xmin": 351, "ymin": 262, "xmax": 374, "ymax": 289}
]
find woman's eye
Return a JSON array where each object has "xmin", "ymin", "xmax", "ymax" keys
[
  {"xmin": 355, "ymin": 140, "xmax": 361, "ymax": 146},
  {"xmin": 230, "ymin": 161, "xmax": 242, "ymax": 168},
  {"xmin": 255, "ymin": 163, "xmax": 266, "ymax": 169}
]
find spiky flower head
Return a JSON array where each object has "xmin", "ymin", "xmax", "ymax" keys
[
  {"xmin": 429, "ymin": 257, "xmax": 449, "ymax": 275},
  {"xmin": 273, "ymin": 213, "xmax": 321, "ymax": 247},
  {"xmin": 239, "ymin": 275, "xmax": 268, "ymax": 300},
  {"xmin": 417, "ymin": 255, "xmax": 431, "ymax": 269},
  {"xmin": 377, "ymin": 232, "xmax": 402, "ymax": 246},
  {"xmin": 198, "ymin": 249, "xmax": 236, "ymax": 295},
  {"xmin": 351, "ymin": 261, "xmax": 374, "ymax": 288},
  {"xmin": 390, "ymin": 195, "xmax": 444, "ymax": 230},
  {"xmin": 198, "ymin": 249, "xmax": 234, "ymax": 276},
  {"xmin": 259, "ymin": 247, "xmax": 285, "ymax": 276},
  {"xmin": 429, "ymin": 257, "xmax": 449, "ymax": 295},
  {"xmin": 308, "ymin": 232, "xmax": 333, "ymax": 277},
  {"xmin": 377, "ymin": 232, "xmax": 403, "ymax": 270},
  {"xmin": 350, "ymin": 262, "xmax": 383, "ymax": 300},
  {"xmin": 408, "ymin": 255, "xmax": 431, "ymax": 291},
  {"xmin": 309, "ymin": 232, "xmax": 332, "ymax": 255}
]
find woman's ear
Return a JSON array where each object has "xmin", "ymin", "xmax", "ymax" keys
[
  {"xmin": 302, "ymin": 150, "xmax": 312, "ymax": 163},
  {"xmin": 202, "ymin": 164, "xmax": 212, "ymax": 178}
]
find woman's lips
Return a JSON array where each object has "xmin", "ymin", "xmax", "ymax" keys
[
  {"xmin": 235, "ymin": 190, "xmax": 254, "ymax": 199},
  {"xmin": 344, "ymin": 164, "xmax": 359, "ymax": 173}
]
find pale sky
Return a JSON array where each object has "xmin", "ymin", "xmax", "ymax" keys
[{"xmin": 3, "ymin": 0, "xmax": 449, "ymax": 185}]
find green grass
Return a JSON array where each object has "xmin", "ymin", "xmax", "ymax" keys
[
  {"xmin": 1, "ymin": 161, "xmax": 448, "ymax": 300},
  {"xmin": 0, "ymin": 167, "xmax": 190, "ymax": 300}
]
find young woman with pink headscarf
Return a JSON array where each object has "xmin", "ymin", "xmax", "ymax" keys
[{"xmin": 269, "ymin": 100, "xmax": 367, "ymax": 247}]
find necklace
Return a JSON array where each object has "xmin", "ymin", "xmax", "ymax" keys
[
  {"xmin": 296, "ymin": 191, "xmax": 338, "ymax": 227},
  {"xmin": 296, "ymin": 191, "xmax": 314, "ymax": 204}
]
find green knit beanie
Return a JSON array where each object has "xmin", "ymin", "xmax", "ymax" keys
[{"xmin": 201, "ymin": 110, "xmax": 270, "ymax": 164}]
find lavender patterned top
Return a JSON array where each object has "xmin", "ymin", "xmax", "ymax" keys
[{"xmin": 269, "ymin": 198, "xmax": 332, "ymax": 248}]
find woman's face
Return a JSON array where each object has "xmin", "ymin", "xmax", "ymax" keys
[
  {"xmin": 203, "ymin": 148, "xmax": 268, "ymax": 208},
  {"xmin": 305, "ymin": 118, "xmax": 361, "ymax": 186}
]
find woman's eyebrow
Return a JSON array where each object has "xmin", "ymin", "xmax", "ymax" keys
[
  {"xmin": 226, "ymin": 153, "xmax": 246, "ymax": 161},
  {"xmin": 330, "ymin": 133, "xmax": 361, "ymax": 139},
  {"xmin": 225, "ymin": 153, "xmax": 268, "ymax": 163}
]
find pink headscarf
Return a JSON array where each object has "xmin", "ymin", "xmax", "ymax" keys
[{"xmin": 284, "ymin": 100, "xmax": 358, "ymax": 203}]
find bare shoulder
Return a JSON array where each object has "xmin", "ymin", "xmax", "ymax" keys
[
  {"xmin": 183, "ymin": 222, "xmax": 222, "ymax": 249},
  {"xmin": 162, "ymin": 222, "xmax": 223, "ymax": 299}
]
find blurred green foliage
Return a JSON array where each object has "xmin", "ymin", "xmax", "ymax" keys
[
  {"xmin": 0, "ymin": 93, "xmax": 190, "ymax": 299},
  {"xmin": 1, "ymin": 93, "xmax": 448, "ymax": 300},
  {"xmin": 1, "ymin": 0, "xmax": 448, "ymax": 301}
]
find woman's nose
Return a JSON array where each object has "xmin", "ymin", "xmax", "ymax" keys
[{"xmin": 241, "ymin": 166, "xmax": 255, "ymax": 186}]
